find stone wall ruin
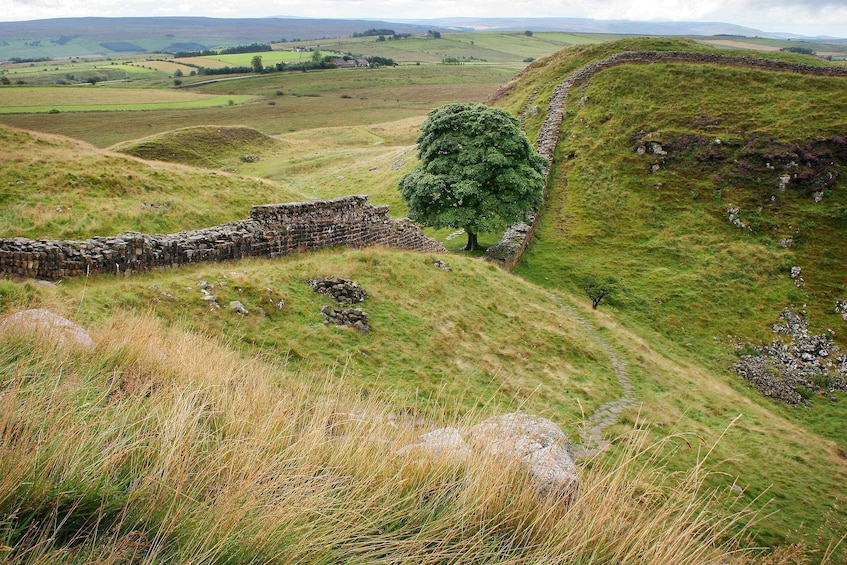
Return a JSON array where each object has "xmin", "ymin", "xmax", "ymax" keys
[
  {"xmin": 485, "ymin": 50, "xmax": 847, "ymax": 269},
  {"xmin": 0, "ymin": 195, "xmax": 445, "ymax": 280}
]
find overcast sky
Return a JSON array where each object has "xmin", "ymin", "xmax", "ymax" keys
[{"xmin": 4, "ymin": 0, "xmax": 847, "ymax": 38}]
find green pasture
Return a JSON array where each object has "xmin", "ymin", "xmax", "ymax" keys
[
  {"xmin": 0, "ymin": 86, "xmax": 254, "ymax": 113},
  {"xmin": 0, "ymin": 64, "xmax": 515, "ymax": 146},
  {"xmin": 199, "ymin": 50, "xmax": 320, "ymax": 67}
]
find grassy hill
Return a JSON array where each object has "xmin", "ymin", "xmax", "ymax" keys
[
  {"xmin": 0, "ymin": 125, "xmax": 304, "ymax": 239},
  {"xmin": 492, "ymin": 37, "xmax": 847, "ymax": 555},
  {"xmin": 111, "ymin": 125, "xmax": 284, "ymax": 169},
  {"xmin": 1, "ymin": 36, "xmax": 846, "ymax": 561}
]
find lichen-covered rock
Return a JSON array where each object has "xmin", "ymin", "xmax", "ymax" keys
[
  {"xmin": 398, "ymin": 412, "xmax": 579, "ymax": 500},
  {"xmin": 0, "ymin": 309, "xmax": 94, "ymax": 350}
]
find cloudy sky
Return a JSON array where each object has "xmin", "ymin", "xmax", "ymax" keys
[{"xmin": 4, "ymin": 0, "xmax": 847, "ymax": 38}]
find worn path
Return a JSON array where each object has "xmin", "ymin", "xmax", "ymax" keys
[{"xmin": 544, "ymin": 292, "xmax": 636, "ymax": 461}]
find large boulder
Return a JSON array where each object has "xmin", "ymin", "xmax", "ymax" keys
[
  {"xmin": 0, "ymin": 309, "xmax": 94, "ymax": 351},
  {"xmin": 399, "ymin": 412, "xmax": 579, "ymax": 500}
]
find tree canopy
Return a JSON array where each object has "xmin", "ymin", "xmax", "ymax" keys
[{"xmin": 398, "ymin": 103, "xmax": 547, "ymax": 250}]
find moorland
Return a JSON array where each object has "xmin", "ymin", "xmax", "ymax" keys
[{"xmin": 1, "ymin": 22, "xmax": 846, "ymax": 563}]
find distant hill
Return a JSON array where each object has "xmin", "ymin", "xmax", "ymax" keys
[
  {"xmin": 389, "ymin": 17, "xmax": 847, "ymax": 41},
  {"xmin": 0, "ymin": 17, "xmax": 445, "ymax": 58}
]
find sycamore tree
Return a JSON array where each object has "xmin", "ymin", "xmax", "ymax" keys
[{"xmin": 398, "ymin": 103, "xmax": 547, "ymax": 251}]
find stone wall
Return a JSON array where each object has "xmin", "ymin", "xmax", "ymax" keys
[
  {"xmin": 485, "ymin": 51, "xmax": 847, "ymax": 269},
  {"xmin": 0, "ymin": 195, "xmax": 445, "ymax": 280}
]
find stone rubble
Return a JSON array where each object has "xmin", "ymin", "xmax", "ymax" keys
[
  {"xmin": 734, "ymin": 309, "xmax": 847, "ymax": 405},
  {"xmin": 321, "ymin": 305, "xmax": 369, "ymax": 333},
  {"xmin": 307, "ymin": 276, "xmax": 367, "ymax": 304}
]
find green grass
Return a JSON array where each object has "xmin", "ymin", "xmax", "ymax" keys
[
  {"xmin": 0, "ymin": 86, "xmax": 253, "ymax": 114},
  {"xmin": 3, "ymin": 35, "xmax": 847, "ymax": 560},
  {"xmin": 0, "ymin": 308, "xmax": 780, "ymax": 564},
  {"xmin": 286, "ymin": 31, "xmax": 608, "ymax": 64},
  {"xmin": 0, "ymin": 125, "xmax": 305, "ymax": 239},
  {"xmin": 111, "ymin": 125, "xmax": 284, "ymax": 169},
  {"xmin": 30, "ymin": 249, "xmax": 620, "ymax": 428},
  {"xmin": 491, "ymin": 38, "xmax": 847, "ymax": 556},
  {"xmin": 199, "ymin": 50, "xmax": 316, "ymax": 66}
]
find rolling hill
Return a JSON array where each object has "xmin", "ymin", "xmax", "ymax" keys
[{"xmin": 0, "ymin": 35, "xmax": 845, "ymax": 562}]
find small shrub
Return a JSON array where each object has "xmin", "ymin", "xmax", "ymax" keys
[{"xmin": 341, "ymin": 94, "xmax": 352, "ymax": 99}]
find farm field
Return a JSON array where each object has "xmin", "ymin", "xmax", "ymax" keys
[
  {"xmin": 0, "ymin": 64, "xmax": 516, "ymax": 146},
  {"xmin": 0, "ymin": 86, "xmax": 254, "ymax": 113}
]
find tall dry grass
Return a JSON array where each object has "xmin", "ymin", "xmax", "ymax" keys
[{"xmin": 0, "ymin": 312, "xmax": 823, "ymax": 563}]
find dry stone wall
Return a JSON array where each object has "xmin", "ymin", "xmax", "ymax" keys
[
  {"xmin": 0, "ymin": 195, "xmax": 445, "ymax": 280},
  {"xmin": 486, "ymin": 51, "xmax": 847, "ymax": 269}
]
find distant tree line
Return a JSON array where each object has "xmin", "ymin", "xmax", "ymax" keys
[
  {"xmin": 219, "ymin": 43, "xmax": 273, "ymax": 55},
  {"xmin": 353, "ymin": 29, "xmax": 395, "ymax": 37},
  {"xmin": 170, "ymin": 43, "xmax": 272, "ymax": 58},
  {"xmin": 780, "ymin": 46, "xmax": 816, "ymax": 55},
  {"xmin": 9, "ymin": 57, "xmax": 51, "ymax": 63}
]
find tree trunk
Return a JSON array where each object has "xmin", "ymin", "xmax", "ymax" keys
[{"xmin": 464, "ymin": 231, "xmax": 479, "ymax": 251}]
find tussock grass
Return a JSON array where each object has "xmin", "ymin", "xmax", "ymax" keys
[{"xmin": 0, "ymin": 311, "xmax": 793, "ymax": 563}]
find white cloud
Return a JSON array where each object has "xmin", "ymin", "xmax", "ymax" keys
[{"xmin": 3, "ymin": 0, "xmax": 847, "ymax": 36}]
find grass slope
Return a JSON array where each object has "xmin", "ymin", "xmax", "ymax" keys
[
  {"xmin": 0, "ymin": 125, "xmax": 305, "ymax": 239},
  {"xmin": 111, "ymin": 125, "xmax": 284, "ymax": 169},
  {"xmin": 0, "ymin": 306, "xmax": 777, "ymax": 564},
  {"xmin": 491, "ymin": 38, "xmax": 847, "ymax": 555}
]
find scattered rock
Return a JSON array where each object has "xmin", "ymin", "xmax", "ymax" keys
[
  {"xmin": 777, "ymin": 238, "xmax": 794, "ymax": 249},
  {"xmin": 239, "ymin": 155, "xmax": 259, "ymax": 163},
  {"xmin": 726, "ymin": 207, "xmax": 749, "ymax": 230},
  {"xmin": 734, "ymin": 309, "xmax": 847, "ymax": 405},
  {"xmin": 0, "ymin": 309, "xmax": 94, "ymax": 351},
  {"xmin": 229, "ymin": 301, "xmax": 249, "ymax": 315},
  {"xmin": 431, "ymin": 259, "xmax": 452, "ymax": 272},
  {"xmin": 836, "ymin": 301, "xmax": 847, "ymax": 321},
  {"xmin": 790, "ymin": 266, "xmax": 804, "ymax": 287},
  {"xmin": 399, "ymin": 412, "xmax": 579, "ymax": 500}
]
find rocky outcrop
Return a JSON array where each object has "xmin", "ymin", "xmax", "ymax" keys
[
  {"xmin": 735, "ymin": 309, "xmax": 847, "ymax": 405},
  {"xmin": 0, "ymin": 309, "xmax": 94, "ymax": 350},
  {"xmin": 399, "ymin": 412, "xmax": 579, "ymax": 499},
  {"xmin": 0, "ymin": 196, "xmax": 445, "ymax": 281},
  {"xmin": 486, "ymin": 51, "xmax": 847, "ymax": 268}
]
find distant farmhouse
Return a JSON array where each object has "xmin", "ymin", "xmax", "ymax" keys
[{"xmin": 331, "ymin": 57, "xmax": 370, "ymax": 68}]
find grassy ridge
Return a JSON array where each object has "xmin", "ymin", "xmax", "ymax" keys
[
  {"xmin": 30, "ymin": 249, "xmax": 620, "ymax": 426},
  {"xmin": 0, "ymin": 125, "xmax": 304, "ymax": 239},
  {"xmin": 491, "ymin": 39, "xmax": 847, "ymax": 554}
]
